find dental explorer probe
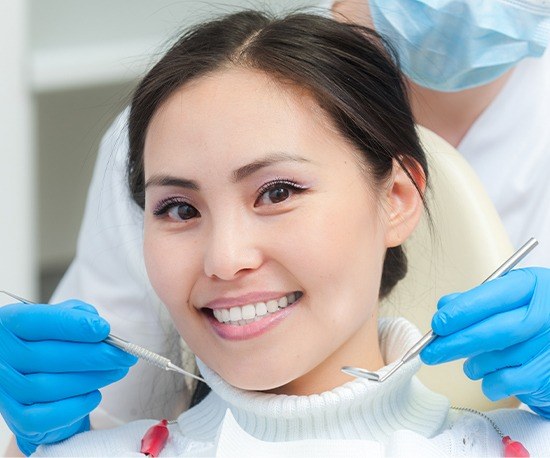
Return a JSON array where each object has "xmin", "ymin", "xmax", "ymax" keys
[
  {"xmin": 342, "ymin": 237, "xmax": 539, "ymax": 383},
  {"xmin": 0, "ymin": 290, "xmax": 205, "ymax": 383}
]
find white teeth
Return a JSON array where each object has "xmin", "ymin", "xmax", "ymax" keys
[
  {"xmin": 266, "ymin": 300, "xmax": 279, "ymax": 313},
  {"xmin": 221, "ymin": 309, "xmax": 230, "ymax": 323},
  {"xmin": 242, "ymin": 304, "xmax": 256, "ymax": 320},
  {"xmin": 229, "ymin": 307, "xmax": 242, "ymax": 321},
  {"xmin": 255, "ymin": 302, "xmax": 267, "ymax": 317},
  {"xmin": 210, "ymin": 292, "xmax": 300, "ymax": 325}
]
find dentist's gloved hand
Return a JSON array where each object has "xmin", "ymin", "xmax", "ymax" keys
[
  {"xmin": 0, "ymin": 301, "xmax": 137, "ymax": 455},
  {"xmin": 421, "ymin": 268, "xmax": 550, "ymax": 418}
]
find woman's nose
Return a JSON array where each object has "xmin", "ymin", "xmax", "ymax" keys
[{"xmin": 203, "ymin": 218, "xmax": 263, "ymax": 281}]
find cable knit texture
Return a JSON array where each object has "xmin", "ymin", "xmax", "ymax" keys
[{"xmin": 33, "ymin": 318, "xmax": 550, "ymax": 457}]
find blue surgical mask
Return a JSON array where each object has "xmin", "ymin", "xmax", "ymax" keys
[{"xmin": 369, "ymin": 0, "xmax": 550, "ymax": 92}]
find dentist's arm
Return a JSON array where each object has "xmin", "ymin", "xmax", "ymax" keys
[{"xmin": 421, "ymin": 268, "xmax": 550, "ymax": 418}]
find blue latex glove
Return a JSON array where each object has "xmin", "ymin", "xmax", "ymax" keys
[
  {"xmin": 0, "ymin": 300, "xmax": 137, "ymax": 455},
  {"xmin": 421, "ymin": 268, "xmax": 550, "ymax": 418}
]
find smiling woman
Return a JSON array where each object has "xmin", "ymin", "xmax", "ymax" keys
[
  {"xmin": 31, "ymin": 9, "xmax": 550, "ymax": 458},
  {"xmin": 130, "ymin": 10, "xmax": 426, "ymax": 397},
  {"xmin": 140, "ymin": 64, "xmax": 413, "ymax": 394}
]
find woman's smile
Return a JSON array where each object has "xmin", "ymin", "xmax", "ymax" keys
[{"xmin": 202, "ymin": 291, "xmax": 303, "ymax": 340}]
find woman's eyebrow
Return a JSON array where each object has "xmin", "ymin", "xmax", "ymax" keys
[
  {"xmin": 144, "ymin": 153, "xmax": 311, "ymax": 190},
  {"xmin": 232, "ymin": 152, "xmax": 311, "ymax": 182},
  {"xmin": 144, "ymin": 175, "xmax": 200, "ymax": 191}
]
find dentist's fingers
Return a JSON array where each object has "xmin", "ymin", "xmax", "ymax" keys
[
  {"xmin": 16, "ymin": 417, "xmax": 91, "ymax": 455},
  {"xmin": 435, "ymin": 292, "xmax": 460, "ymax": 309},
  {"xmin": 0, "ymin": 334, "xmax": 136, "ymax": 374},
  {"xmin": 0, "ymin": 387, "xmax": 101, "ymax": 438},
  {"xmin": 1, "ymin": 301, "xmax": 110, "ymax": 342},
  {"xmin": 0, "ymin": 358, "xmax": 130, "ymax": 404},
  {"xmin": 421, "ymin": 305, "xmax": 542, "ymax": 364},
  {"xmin": 431, "ymin": 269, "xmax": 536, "ymax": 336},
  {"xmin": 463, "ymin": 329, "xmax": 550, "ymax": 380},
  {"xmin": 480, "ymin": 346, "xmax": 550, "ymax": 402}
]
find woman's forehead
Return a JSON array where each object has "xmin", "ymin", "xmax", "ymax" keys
[
  {"xmin": 150, "ymin": 67, "xmax": 329, "ymax": 126},
  {"xmin": 144, "ymin": 68, "xmax": 350, "ymax": 165}
]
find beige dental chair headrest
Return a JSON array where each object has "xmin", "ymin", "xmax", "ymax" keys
[{"xmin": 380, "ymin": 126, "xmax": 518, "ymax": 411}]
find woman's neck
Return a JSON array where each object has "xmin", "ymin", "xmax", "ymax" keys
[{"xmin": 408, "ymin": 71, "xmax": 513, "ymax": 148}]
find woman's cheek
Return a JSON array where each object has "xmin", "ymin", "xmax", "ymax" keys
[
  {"xmin": 144, "ymin": 233, "xmax": 201, "ymax": 327},
  {"xmin": 144, "ymin": 233, "xmax": 175, "ymax": 304}
]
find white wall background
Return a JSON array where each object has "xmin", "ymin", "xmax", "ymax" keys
[{"xmin": 1, "ymin": 0, "xmax": 318, "ymax": 453}]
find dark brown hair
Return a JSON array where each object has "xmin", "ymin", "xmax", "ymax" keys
[{"xmin": 128, "ymin": 10, "xmax": 428, "ymax": 299}]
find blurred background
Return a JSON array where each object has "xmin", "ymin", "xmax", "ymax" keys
[{"xmin": 0, "ymin": 0, "xmax": 317, "ymax": 450}]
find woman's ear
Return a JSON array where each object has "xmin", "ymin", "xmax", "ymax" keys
[{"xmin": 384, "ymin": 158, "xmax": 426, "ymax": 248}]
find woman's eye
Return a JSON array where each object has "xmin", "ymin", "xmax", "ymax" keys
[
  {"xmin": 153, "ymin": 199, "xmax": 200, "ymax": 221},
  {"xmin": 255, "ymin": 181, "xmax": 306, "ymax": 206},
  {"xmin": 167, "ymin": 203, "xmax": 199, "ymax": 221}
]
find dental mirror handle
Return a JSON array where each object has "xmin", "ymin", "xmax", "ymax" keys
[{"xmin": 404, "ymin": 237, "xmax": 539, "ymax": 363}]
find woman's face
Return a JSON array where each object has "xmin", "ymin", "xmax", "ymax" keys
[{"xmin": 143, "ymin": 67, "xmax": 418, "ymax": 394}]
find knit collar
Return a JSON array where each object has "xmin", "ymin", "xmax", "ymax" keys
[{"xmin": 189, "ymin": 318, "xmax": 450, "ymax": 443}]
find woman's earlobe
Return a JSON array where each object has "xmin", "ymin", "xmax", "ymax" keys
[{"xmin": 384, "ymin": 159, "xmax": 426, "ymax": 248}]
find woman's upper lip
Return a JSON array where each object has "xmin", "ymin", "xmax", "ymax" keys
[{"xmin": 202, "ymin": 291, "xmax": 294, "ymax": 310}]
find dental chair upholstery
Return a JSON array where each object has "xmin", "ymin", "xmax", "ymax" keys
[{"xmin": 380, "ymin": 126, "xmax": 518, "ymax": 411}]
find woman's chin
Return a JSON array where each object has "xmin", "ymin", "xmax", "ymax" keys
[
  {"xmin": 227, "ymin": 375, "xmax": 291, "ymax": 392},
  {"xmin": 214, "ymin": 365, "xmax": 298, "ymax": 392}
]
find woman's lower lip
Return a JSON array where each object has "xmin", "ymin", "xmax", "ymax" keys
[{"xmin": 206, "ymin": 305, "xmax": 295, "ymax": 340}]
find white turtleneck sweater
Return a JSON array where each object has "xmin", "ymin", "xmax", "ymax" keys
[{"xmin": 33, "ymin": 319, "xmax": 550, "ymax": 457}]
